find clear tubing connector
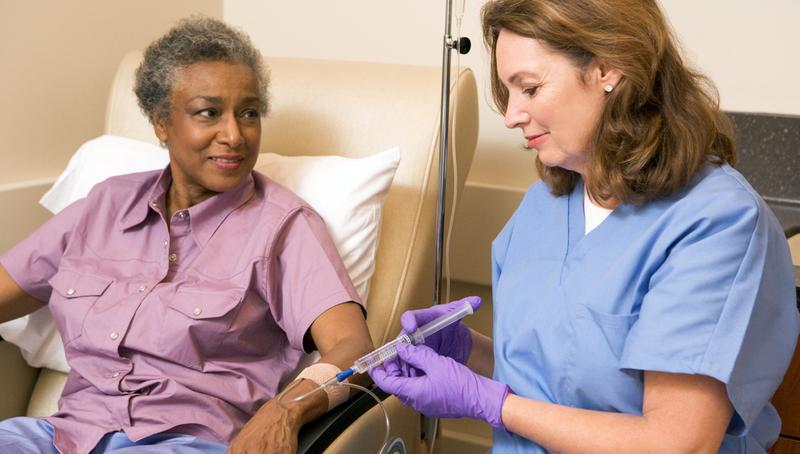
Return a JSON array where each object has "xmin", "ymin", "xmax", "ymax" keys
[{"xmin": 336, "ymin": 300, "xmax": 475, "ymax": 380}]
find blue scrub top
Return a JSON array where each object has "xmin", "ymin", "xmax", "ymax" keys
[{"xmin": 490, "ymin": 164, "xmax": 799, "ymax": 453}]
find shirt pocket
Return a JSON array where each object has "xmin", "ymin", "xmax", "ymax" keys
[
  {"xmin": 48, "ymin": 269, "xmax": 113, "ymax": 344},
  {"xmin": 584, "ymin": 306, "xmax": 640, "ymax": 360},
  {"xmin": 568, "ymin": 303, "xmax": 643, "ymax": 413},
  {"xmin": 159, "ymin": 288, "xmax": 244, "ymax": 370}
]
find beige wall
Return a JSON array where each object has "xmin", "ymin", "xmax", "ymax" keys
[
  {"xmin": 0, "ymin": 0, "xmax": 223, "ymax": 187},
  {"xmin": 0, "ymin": 1, "xmax": 222, "ymax": 254}
]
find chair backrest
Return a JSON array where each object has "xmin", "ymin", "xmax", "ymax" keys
[
  {"xmin": 25, "ymin": 51, "xmax": 479, "ymax": 416},
  {"xmin": 105, "ymin": 50, "xmax": 479, "ymax": 345}
]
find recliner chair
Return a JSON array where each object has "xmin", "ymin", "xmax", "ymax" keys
[{"xmin": 0, "ymin": 51, "xmax": 478, "ymax": 453}]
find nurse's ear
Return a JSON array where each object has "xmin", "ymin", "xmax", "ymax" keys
[{"xmin": 589, "ymin": 58, "xmax": 622, "ymax": 94}]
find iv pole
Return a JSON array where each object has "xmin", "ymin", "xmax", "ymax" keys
[
  {"xmin": 433, "ymin": 0, "xmax": 470, "ymax": 308},
  {"xmin": 426, "ymin": 0, "xmax": 470, "ymax": 448}
]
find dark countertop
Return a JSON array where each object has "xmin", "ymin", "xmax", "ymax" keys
[{"xmin": 727, "ymin": 112, "xmax": 800, "ymax": 236}]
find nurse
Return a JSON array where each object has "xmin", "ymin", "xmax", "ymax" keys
[{"xmin": 370, "ymin": 0, "xmax": 799, "ymax": 452}]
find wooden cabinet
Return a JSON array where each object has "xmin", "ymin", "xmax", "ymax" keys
[
  {"xmin": 771, "ymin": 436, "xmax": 800, "ymax": 454},
  {"xmin": 770, "ymin": 289, "xmax": 800, "ymax": 454},
  {"xmin": 773, "ymin": 339, "xmax": 800, "ymax": 439}
]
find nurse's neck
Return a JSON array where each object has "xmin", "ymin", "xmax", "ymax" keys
[{"xmin": 581, "ymin": 174, "xmax": 619, "ymax": 210}]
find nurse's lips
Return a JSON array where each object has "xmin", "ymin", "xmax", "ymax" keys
[{"xmin": 526, "ymin": 133, "xmax": 549, "ymax": 150}]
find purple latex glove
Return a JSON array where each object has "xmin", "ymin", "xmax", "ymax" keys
[
  {"xmin": 401, "ymin": 296, "xmax": 481, "ymax": 365},
  {"xmin": 370, "ymin": 342, "xmax": 510, "ymax": 429}
]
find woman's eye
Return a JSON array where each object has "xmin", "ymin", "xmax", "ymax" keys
[
  {"xmin": 197, "ymin": 108, "xmax": 218, "ymax": 118},
  {"xmin": 241, "ymin": 109, "xmax": 260, "ymax": 119}
]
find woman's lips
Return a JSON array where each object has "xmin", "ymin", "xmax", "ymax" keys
[
  {"xmin": 526, "ymin": 133, "xmax": 549, "ymax": 150},
  {"xmin": 209, "ymin": 155, "xmax": 244, "ymax": 171}
]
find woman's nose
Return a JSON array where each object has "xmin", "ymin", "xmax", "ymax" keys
[{"xmin": 218, "ymin": 114, "xmax": 244, "ymax": 148}]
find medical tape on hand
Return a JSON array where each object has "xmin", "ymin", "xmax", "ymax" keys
[{"xmin": 295, "ymin": 363, "xmax": 349, "ymax": 411}]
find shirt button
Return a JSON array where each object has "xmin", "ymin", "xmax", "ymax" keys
[
  {"xmin": 138, "ymin": 285, "xmax": 147, "ymax": 293},
  {"xmin": 111, "ymin": 371, "xmax": 120, "ymax": 378},
  {"xmin": 163, "ymin": 240, "xmax": 168, "ymax": 247},
  {"xmin": 177, "ymin": 211, "xmax": 187, "ymax": 220},
  {"xmin": 192, "ymin": 307, "xmax": 202, "ymax": 316},
  {"xmin": 66, "ymin": 288, "xmax": 76, "ymax": 296},
  {"xmin": 110, "ymin": 332, "xmax": 119, "ymax": 340},
  {"xmin": 168, "ymin": 253, "xmax": 177, "ymax": 263},
  {"xmin": 150, "ymin": 201, "xmax": 159, "ymax": 208}
]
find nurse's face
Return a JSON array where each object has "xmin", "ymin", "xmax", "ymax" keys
[
  {"xmin": 155, "ymin": 60, "xmax": 262, "ymax": 205},
  {"xmin": 496, "ymin": 28, "xmax": 617, "ymax": 177}
]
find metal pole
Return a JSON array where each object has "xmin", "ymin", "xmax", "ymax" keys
[
  {"xmin": 424, "ymin": 0, "xmax": 457, "ymax": 448},
  {"xmin": 434, "ymin": 0, "xmax": 455, "ymax": 308}
]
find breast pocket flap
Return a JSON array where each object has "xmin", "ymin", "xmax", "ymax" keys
[
  {"xmin": 168, "ymin": 289, "xmax": 242, "ymax": 319},
  {"xmin": 48, "ymin": 270, "xmax": 112, "ymax": 298}
]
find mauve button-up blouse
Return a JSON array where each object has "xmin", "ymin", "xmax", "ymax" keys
[{"xmin": 1, "ymin": 167, "xmax": 362, "ymax": 453}]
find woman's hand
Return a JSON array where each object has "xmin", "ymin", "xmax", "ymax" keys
[
  {"xmin": 400, "ymin": 296, "xmax": 481, "ymax": 365},
  {"xmin": 370, "ymin": 342, "xmax": 509, "ymax": 428},
  {"xmin": 227, "ymin": 379, "xmax": 324, "ymax": 454}
]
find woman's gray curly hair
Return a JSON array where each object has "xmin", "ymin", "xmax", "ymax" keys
[{"xmin": 134, "ymin": 16, "xmax": 269, "ymax": 124}]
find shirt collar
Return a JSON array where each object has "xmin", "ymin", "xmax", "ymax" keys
[
  {"xmin": 187, "ymin": 173, "xmax": 256, "ymax": 248},
  {"xmin": 118, "ymin": 166, "xmax": 257, "ymax": 249},
  {"xmin": 118, "ymin": 166, "xmax": 171, "ymax": 231}
]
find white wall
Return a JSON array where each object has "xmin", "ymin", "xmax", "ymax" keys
[
  {"xmin": 662, "ymin": 0, "xmax": 800, "ymax": 116},
  {"xmin": 226, "ymin": 0, "xmax": 800, "ymax": 283},
  {"xmin": 226, "ymin": 0, "xmax": 800, "ymax": 189}
]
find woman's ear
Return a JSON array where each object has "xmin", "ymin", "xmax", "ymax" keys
[{"xmin": 153, "ymin": 119, "xmax": 168, "ymax": 144}]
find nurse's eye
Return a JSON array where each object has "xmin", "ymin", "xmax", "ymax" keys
[{"xmin": 522, "ymin": 86, "xmax": 539, "ymax": 97}]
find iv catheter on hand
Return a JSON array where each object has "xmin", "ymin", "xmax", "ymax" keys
[{"xmin": 321, "ymin": 299, "xmax": 475, "ymax": 388}]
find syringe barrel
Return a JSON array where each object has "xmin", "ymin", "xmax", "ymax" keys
[
  {"xmin": 351, "ymin": 334, "xmax": 413, "ymax": 374},
  {"xmin": 416, "ymin": 301, "xmax": 474, "ymax": 341}
]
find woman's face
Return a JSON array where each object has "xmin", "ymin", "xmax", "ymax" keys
[
  {"xmin": 496, "ymin": 28, "xmax": 617, "ymax": 177},
  {"xmin": 155, "ymin": 60, "xmax": 262, "ymax": 203}
]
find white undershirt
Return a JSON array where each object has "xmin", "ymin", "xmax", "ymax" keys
[{"xmin": 584, "ymin": 187, "xmax": 614, "ymax": 234}]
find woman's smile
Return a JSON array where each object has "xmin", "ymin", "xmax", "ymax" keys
[{"xmin": 209, "ymin": 154, "xmax": 246, "ymax": 171}]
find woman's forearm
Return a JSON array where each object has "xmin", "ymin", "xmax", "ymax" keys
[{"xmin": 0, "ymin": 264, "xmax": 45, "ymax": 323}]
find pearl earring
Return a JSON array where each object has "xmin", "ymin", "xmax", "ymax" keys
[{"xmin": 604, "ymin": 84, "xmax": 614, "ymax": 93}]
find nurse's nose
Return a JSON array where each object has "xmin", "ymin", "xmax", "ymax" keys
[
  {"xmin": 218, "ymin": 113, "xmax": 244, "ymax": 148},
  {"xmin": 503, "ymin": 95, "xmax": 530, "ymax": 130}
]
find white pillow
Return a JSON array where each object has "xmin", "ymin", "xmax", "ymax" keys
[
  {"xmin": 1, "ymin": 135, "xmax": 400, "ymax": 372},
  {"xmin": 254, "ymin": 150, "xmax": 399, "ymax": 301},
  {"xmin": 39, "ymin": 135, "xmax": 169, "ymax": 214}
]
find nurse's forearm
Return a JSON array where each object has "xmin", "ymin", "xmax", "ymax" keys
[
  {"xmin": 500, "ymin": 372, "xmax": 731, "ymax": 453},
  {"xmin": 467, "ymin": 329, "xmax": 494, "ymax": 377}
]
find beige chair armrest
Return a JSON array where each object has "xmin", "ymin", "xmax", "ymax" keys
[{"xmin": 0, "ymin": 341, "xmax": 40, "ymax": 419}]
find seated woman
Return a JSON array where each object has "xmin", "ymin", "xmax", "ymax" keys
[{"xmin": 0, "ymin": 17, "xmax": 373, "ymax": 454}]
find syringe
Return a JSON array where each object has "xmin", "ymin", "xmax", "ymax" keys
[{"xmin": 321, "ymin": 300, "xmax": 475, "ymax": 387}]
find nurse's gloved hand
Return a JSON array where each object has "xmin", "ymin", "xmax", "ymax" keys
[
  {"xmin": 401, "ymin": 296, "xmax": 481, "ymax": 365},
  {"xmin": 370, "ymin": 342, "xmax": 510, "ymax": 429}
]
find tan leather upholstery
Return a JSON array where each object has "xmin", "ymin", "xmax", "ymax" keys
[{"xmin": 2, "ymin": 51, "xmax": 478, "ymax": 452}]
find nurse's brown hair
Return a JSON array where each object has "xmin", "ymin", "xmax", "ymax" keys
[{"xmin": 481, "ymin": 0, "xmax": 735, "ymax": 205}]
